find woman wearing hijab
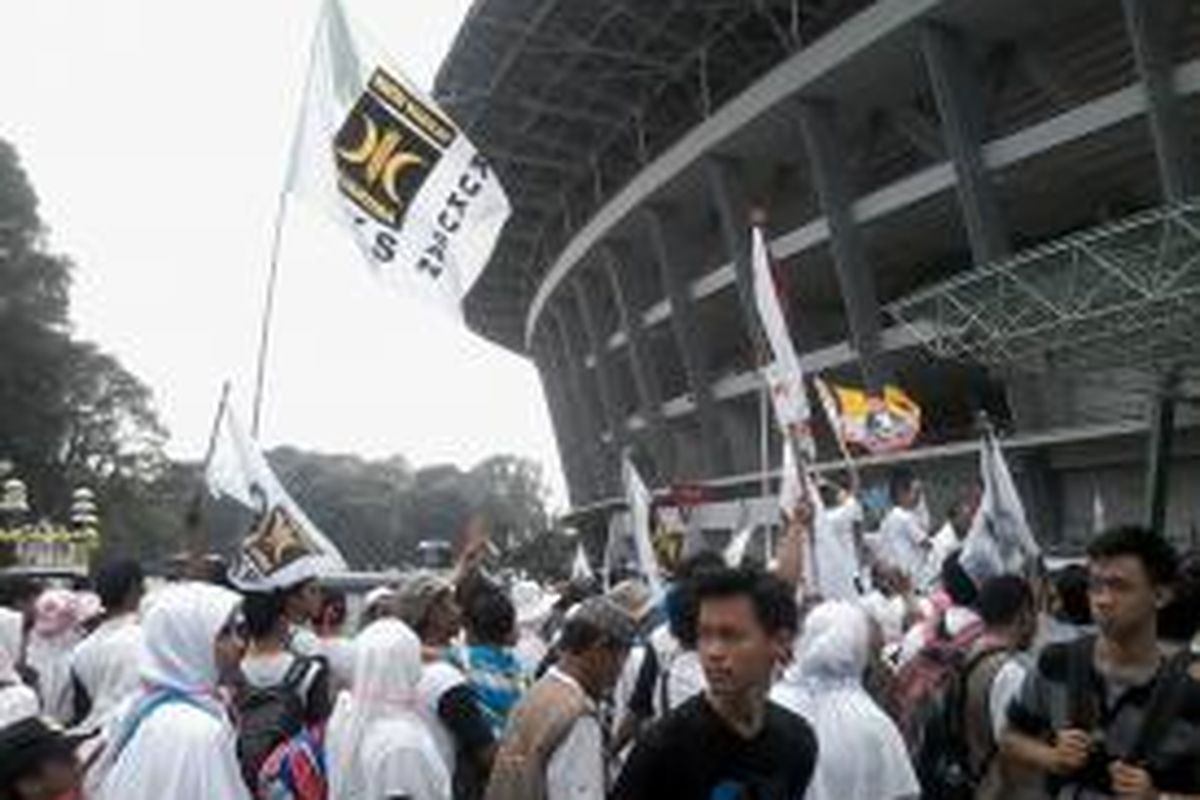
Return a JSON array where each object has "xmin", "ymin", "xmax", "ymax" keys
[
  {"xmin": 0, "ymin": 606, "xmax": 39, "ymax": 727},
  {"xmin": 770, "ymin": 601, "xmax": 919, "ymax": 800},
  {"xmin": 96, "ymin": 582, "xmax": 249, "ymax": 800},
  {"xmin": 326, "ymin": 618, "xmax": 450, "ymax": 800},
  {"xmin": 326, "ymin": 618, "xmax": 448, "ymax": 800}
]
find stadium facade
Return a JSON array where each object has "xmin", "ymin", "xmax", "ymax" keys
[{"xmin": 435, "ymin": 0, "xmax": 1200, "ymax": 546}]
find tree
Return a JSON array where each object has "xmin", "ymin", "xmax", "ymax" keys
[
  {"xmin": 0, "ymin": 138, "xmax": 166, "ymax": 531},
  {"xmin": 469, "ymin": 455, "xmax": 550, "ymax": 550}
]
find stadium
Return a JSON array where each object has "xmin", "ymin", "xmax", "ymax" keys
[{"xmin": 434, "ymin": 0, "xmax": 1200, "ymax": 548}]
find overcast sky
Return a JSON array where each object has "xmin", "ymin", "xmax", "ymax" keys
[{"xmin": 0, "ymin": 0, "xmax": 567, "ymax": 507}]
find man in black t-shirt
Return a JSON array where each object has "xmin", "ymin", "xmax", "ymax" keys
[{"xmin": 612, "ymin": 568, "xmax": 817, "ymax": 800}]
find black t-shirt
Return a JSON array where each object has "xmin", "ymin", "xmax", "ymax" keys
[{"xmin": 612, "ymin": 694, "xmax": 817, "ymax": 800}]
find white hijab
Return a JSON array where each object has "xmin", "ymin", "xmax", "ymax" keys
[
  {"xmin": 327, "ymin": 618, "xmax": 449, "ymax": 800},
  {"xmin": 0, "ymin": 607, "xmax": 39, "ymax": 727},
  {"xmin": 97, "ymin": 582, "xmax": 248, "ymax": 800},
  {"xmin": 0, "ymin": 606, "xmax": 24, "ymax": 684},
  {"xmin": 771, "ymin": 601, "xmax": 919, "ymax": 800}
]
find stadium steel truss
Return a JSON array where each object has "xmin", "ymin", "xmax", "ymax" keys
[
  {"xmin": 436, "ymin": 0, "xmax": 1200, "ymax": 544},
  {"xmin": 889, "ymin": 202, "xmax": 1200, "ymax": 375}
]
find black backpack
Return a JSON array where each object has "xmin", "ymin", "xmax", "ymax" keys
[
  {"xmin": 913, "ymin": 647, "xmax": 1008, "ymax": 800},
  {"xmin": 235, "ymin": 656, "xmax": 322, "ymax": 790}
]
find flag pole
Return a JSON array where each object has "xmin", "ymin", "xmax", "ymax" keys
[
  {"xmin": 251, "ymin": 191, "xmax": 290, "ymax": 438},
  {"xmin": 814, "ymin": 375, "xmax": 860, "ymax": 488},
  {"xmin": 759, "ymin": 355, "xmax": 772, "ymax": 562},
  {"xmin": 250, "ymin": 0, "xmax": 326, "ymax": 438},
  {"xmin": 185, "ymin": 381, "xmax": 232, "ymax": 575}
]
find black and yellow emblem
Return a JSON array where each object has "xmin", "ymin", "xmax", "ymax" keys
[
  {"xmin": 334, "ymin": 68, "xmax": 456, "ymax": 229},
  {"xmin": 244, "ymin": 505, "xmax": 316, "ymax": 576}
]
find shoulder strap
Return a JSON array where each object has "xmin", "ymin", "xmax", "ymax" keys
[
  {"xmin": 112, "ymin": 690, "xmax": 209, "ymax": 762},
  {"xmin": 961, "ymin": 649, "xmax": 1011, "ymax": 775},
  {"xmin": 1126, "ymin": 650, "xmax": 1192, "ymax": 765},
  {"xmin": 1066, "ymin": 635, "xmax": 1098, "ymax": 731}
]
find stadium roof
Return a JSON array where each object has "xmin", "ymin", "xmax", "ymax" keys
[{"xmin": 434, "ymin": 0, "xmax": 874, "ymax": 352}]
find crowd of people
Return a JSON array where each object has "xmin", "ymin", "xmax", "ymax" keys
[{"xmin": 2, "ymin": 468, "xmax": 1200, "ymax": 799}]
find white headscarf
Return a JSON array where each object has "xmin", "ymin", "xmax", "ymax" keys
[
  {"xmin": 0, "ymin": 606, "xmax": 24, "ymax": 684},
  {"xmin": 771, "ymin": 601, "xmax": 919, "ymax": 800},
  {"xmin": 138, "ymin": 581, "xmax": 240, "ymax": 695},
  {"xmin": 95, "ymin": 582, "xmax": 247, "ymax": 800},
  {"xmin": 0, "ymin": 607, "xmax": 39, "ymax": 727},
  {"xmin": 327, "ymin": 618, "xmax": 447, "ymax": 800}
]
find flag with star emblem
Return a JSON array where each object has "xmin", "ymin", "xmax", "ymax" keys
[{"xmin": 286, "ymin": 0, "xmax": 510, "ymax": 316}]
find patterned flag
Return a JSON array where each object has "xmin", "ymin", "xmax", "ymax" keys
[
  {"xmin": 823, "ymin": 382, "xmax": 921, "ymax": 454},
  {"xmin": 206, "ymin": 399, "xmax": 347, "ymax": 588},
  {"xmin": 286, "ymin": 0, "xmax": 510, "ymax": 316}
]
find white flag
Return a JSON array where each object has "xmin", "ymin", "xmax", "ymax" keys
[
  {"xmin": 960, "ymin": 431, "xmax": 1040, "ymax": 582},
  {"xmin": 724, "ymin": 525, "xmax": 756, "ymax": 568},
  {"xmin": 621, "ymin": 455, "xmax": 664, "ymax": 600},
  {"xmin": 206, "ymin": 400, "xmax": 348, "ymax": 589},
  {"xmin": 570, "ymin": 542, "xmax": 594, "ymax": 583},
  {"xmin": 1092, "ymin": 480, "xmax": 1107, "ymax": 534},
  {"xmin": 752, "ymin": 226, "xmax": 814, "ymax": 457},
  {"xmin": 286, "ymin": 0, "xmax": 510, "ymax": 316}
]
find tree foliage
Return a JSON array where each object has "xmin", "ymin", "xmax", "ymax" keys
[{"xmin": 0, "ymin": 138, "xmax": 166, "ymax": 532}]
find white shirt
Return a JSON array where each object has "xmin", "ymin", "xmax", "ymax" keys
[
  {"xmin": 878, "ymin": 506, "xmax": 928, "ymax": 579},
  {"xmin": 287, "ymin": 624, "xmax": 323, "ymax": 657},
  {"xmin": 647, "ymin": 625, "xmax": 705, "ymax": 717},
  {"xmin": 858, "ymin": 591, "xmax": 908, "ymax": 644},
  {"xmin": 418, "ymin": 660, "xmax": 469, "ymax": 774},
  {"xmin": 0, "ymin": 684, "xmax": 39, "ymax": 727},
  {"xmin": 514, "ymin": 630, "xmax": 548, "ymax": 679},
  {"xmin": 70, "ymin": 614, "xmax": 143, "ymax": 733},
  {"xmin": 816, "ymin": 498, "xmax": 864, "ymax": 600},
  {"xmin": 922, "ymin": 523, "xmax": 961, "ymax": 590},
  {"xmin": 545, "ymin": 668, "xmax": 605, "ymax": 800},
  {"xmin": 988, "ymin": 657, "xmax": 1027, "ymax": 741}
]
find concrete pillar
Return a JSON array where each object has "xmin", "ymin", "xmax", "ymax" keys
[
  {"xmin": 602, "ymin": 243, "xmax": 675, "ymax": 476},
  {"xmin": 531, "ymin": 337, "xmax": 585, "ymax": 507},
  {"xmin": 797, "ymin": 99, "xmax": 887, "ymax": 391},
  {"xmin": 548, "ymin": 309, "xmax": 610, "ymax": 500},
  {"xmin": 921, "ymin": 24, "xmax": 1012, "ymax": 265},
  {"xmin": 704, "ymin": 158, "xmax": 766, "ymax": 352},
  {"xmin": 1121, "ymin": 0, "xmax": 1198, "ymax": 203},
  {"xmin": 571, "ymin": 273, "xmax": 626, "ymax": 455},
  {"xmin": 644, "ymin": 206, "xmax": 731, "ymax": 477}
]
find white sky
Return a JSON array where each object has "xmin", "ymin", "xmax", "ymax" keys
[{"xmin": 0, "ymin": 0, "xmax": 567, "ymax": 508}]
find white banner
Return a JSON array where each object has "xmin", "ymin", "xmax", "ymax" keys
[
  {"xmin": 752, "ymin": 226, "xmax": 814, "ymax": 457},
  {"xmin": 960, "ymin": 431, "xmax": 1040, "ymax": 581},
  {"xmin": 621, "ymin": 455, "xmax": 664, "ymax": 600},
  {"xmin": 206, "ymin": 399, "xmax": 347, "ymax": 589},
  {"xmin": 286, "ymin": 0, "xmax": 510, "ymax": 317}
]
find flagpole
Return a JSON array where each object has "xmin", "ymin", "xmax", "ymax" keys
[
  {"xmin": 185, "ymin": 381, "xmax": 232, "ymax": 575},
  {"xmin": 814, "ymin": 376, "xmax": 860, "ymax": 488},
  {"xmin": 759, "ymin": 363, "xmax": 771, "ymax": 562},
  {"xmin": 250, "ymin": 0, "xmax": 326, "ymax": 438},
  {"xmin": 251, "ymin": 190, "xmax": 290, "ymax": 439}
]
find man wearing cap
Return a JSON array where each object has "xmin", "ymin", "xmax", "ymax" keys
[
  {"xmin": 486, "ymin": 597, "xmax": 637, "ymax": 800},
  {"xmin": 397, "ymin": 571, "xmax": 497, "ymax": 800},
  {"xmin": 0, "ymin": 716, "xmax": 84, "ymax": 800}
]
